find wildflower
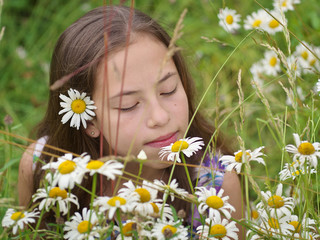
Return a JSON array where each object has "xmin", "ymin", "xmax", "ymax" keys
[
  {"xmin": 258, "ymin": 213, "xmax": 295, "ymax": 236},
  {"xmin": 59, "ymin": 88, "xmax": 97, "ymax": 130},
  {"xmin": 116, "ymin": 220, "xmax": 147, "ymax": 239},
  {"xmin": 288, "ymin": 214, "xmax": 316, "ymax": 237},
  {"xmin": 93, "ymin": 194, "xmax": 137, "ymax": 219},
  {"xmin": 42, "ymin": 153, "xmax": 89, "ymax": 190},
  {"xmin": 257, "ymin": 183, "xmax": 294, "ymax": 217},
  {"xmin": 285, "ymin": 133, "xmax": 320, "ymax": 168},
  {"xmin": 137, "ymin": 150, "xmax": 147, "ymax": 160},
  {"xmin": 286, "ymin": 55, "xmax": 302, "ymax": 77},
  {"xmin": 32, "ymin": 186, "xmax": 79, "ymax": 215},
  {"xmin": 195, "ymin": 187, "xmax": 235, "ymax": 219},
  {"xmin": 218, "ymin": 7, "xmax": 241, "ymax": 33},
  {"xmin": 64, "ymin": 207, "xmax": 100, "ymax": 240},
  {"xmin": 159, "ymin": 137, "xmax": 204, "ymax": 163},
  {"xmin": 118, "ymin": 180, "xmax": 160, "ymax": 216},
  {"xmin": 147, "ymin": 202, "xmax": 174, "ymax": 221},
  {"xmin": 273, "ymin": 0, "xmax": 300, "ymax": 12},
  {"xmin": 260, "ymin": 9, "xmax": 286, "ymax": 35},
  {"xmin": 196, "ymin": 216, "xmax": 239, "ymax": 240},
  {"xmin": 2, "ymin": 208, "xmax": 39, "ymax": 235},
  {"xmin": 153, "ymin": 179, "xmax": 189, "ymax": 202},
  {"xmin": 85, "ymin": 159, "xmax": 123, "ymax": 179},
  {"xmin": 279, "ymin": 162, "xmax": 316, "ymax": 181},
  {"xmin": 219, "ymin": 146, "xmax": 265, "ymax": 174},
  {"xmin": 151, "ymin": 219, "xmax": 188, "ymax": 240},
  {"xmin": 244, "ymin": 9, "xmax": 268, "ymax": 30},
  {"xmin": 262, "ymin": 50, "xmax": 281, "ymax": 76}
]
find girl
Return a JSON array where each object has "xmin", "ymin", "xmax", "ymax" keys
[{"xmin": 18, "ymin": 4, "xmax": 243, "ymax": 237}]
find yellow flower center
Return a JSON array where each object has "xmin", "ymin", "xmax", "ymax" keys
[
  {"xmin": 77, "ymin": 220, "xmax": 92, "ymax": 234},
  {"xmin": 234, "ymin": 151, "xmax": 251, "ymax": 163},
  {"xmin": 206, "ymin": 196, "xmax": 224, "ymax": 209},
  {"xmin": 252, "ymin": 19, "xmax": 262, "ymax": 28},
  {"xmin": 268, "ymin": 195, "xmax": 284, "ymax": 208},
  {"xmin": 289, "ymin": 221, "xmax": 301, "ymax": 233},
  {"xmin": 301, "ymin": 51, "xmax": 309, "ymax": 60},
  {"xmin": 171, "ymin": 140, "xmax": 189, "ymax": 152},
  {"xmin": 135, "ymin": 188, "xmax": 151, "ymax": 203},
  {"xmin": 150, "ymin": 202, "xmax": 159, "ymax": 213},
  {"xmin": 107, "ymin": 196, "xmax": 126, "ymax": 207},
  {"xmin": 298, "ymin": 142, "xmax": 315, "ymax": 155},
  {"xmin": 269, "ymin": 56, "xmax": 278, "ymax": 67},
  {"xmin": 11, "ymin": 212, "xmax": 25, "ymax": 221},
  {"xmin": 86, "ymin": 160, "xmax": 104, "ymax": 170},
  {"xmin": 251, "ymin": 210, "xmax": 259, "ymax": 220},
  {"xmin": 71, "ymin": 99, "xmax": 86, "ymax": 114},
  {"xmin": 209, "ymin": 224, "xmax": 227, "ymax": 238},
  {"xmin": 282, "ymin": 0, "xmax": 287, "ymax": 7},
  {"xmin": 49, "ymin": 187, "xmax": 68, "ymax": 199},
  {"xmin": 268, "ymin": 218, "xmax": 280, "ymax": 229},
  {"xmin": 58, "ymin": 160, "xmax": 76, "ymax": 174},
  {"xmin": 292, "ymin": 170, "xmax": 300, "ymax": 176},
  {"xmin": 310, "ymin": 59, "xmax": 316, "ymax": 66},
  {"xmin": 226, "ymin": 15, "xmax": 234, "ymax": 25},
  {"xmin": 122, "ymin": 222, "xmax": 135, "ymax": 237},
  {"xmin": 269, "ymin": 19, "xmax": 279, "ymax": 29},
  {"xmin": 161, "ymin": 225, "xmax": 177, "ymax": 235}
]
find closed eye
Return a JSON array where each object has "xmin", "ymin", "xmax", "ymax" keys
[
  {"xmin": 160, "ymin": 86, "xmax": 177, "ymax": 96},
  {"xmin": 118, "ymin": 102, "xmax": 139, "ymax": 112}
]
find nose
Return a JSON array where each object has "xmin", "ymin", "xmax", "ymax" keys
[{"xmin": 146, "ymin": 98, "xmax": 170, "ymax": 128}]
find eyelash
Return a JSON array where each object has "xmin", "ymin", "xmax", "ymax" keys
[
  {"xmin": 161, "ymin": 86, "xmax": 177, "ymax": 96},
  {"xmin": 118, "ymin": 86, "xmax": 177, "ymax": 112}
]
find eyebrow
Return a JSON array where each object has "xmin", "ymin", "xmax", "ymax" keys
[{"xmin": 110, "ymin": 71, "xmax": 177, "ymax": 99}]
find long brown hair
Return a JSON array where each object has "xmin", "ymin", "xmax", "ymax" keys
[{"xmin": 34, "ymin": 5, "xmax": 231, "ymax": 219}]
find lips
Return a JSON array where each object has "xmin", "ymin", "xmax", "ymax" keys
[{"xmin": 145, "ymin": 132, "xmax": 178, "ymax": 148}]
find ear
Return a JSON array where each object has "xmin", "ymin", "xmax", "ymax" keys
[{"xmin": 85, "ymin": 121, "xmax": 100, "ymax": 138}]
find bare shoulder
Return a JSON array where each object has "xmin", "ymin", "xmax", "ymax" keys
[{"xmin": 18, "ymin": 143, "xmax": 36, "ymax": 207}]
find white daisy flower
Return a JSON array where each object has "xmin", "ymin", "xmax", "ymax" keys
[
  {"xmin": 257, "ymin": 183, "xmax": 294, "ymax": 217},
  {"xmin": 288, "ymin": 214, "xmax": 316, "ymax": 237},
  {"xmin": 147, "ymin": 202, "xmax": 175, "ymax": 222},
  {"xmin": 2, "ymin": 208, "xmax": 39, "ymax": 235},
  {"xmin": 159, "ymin": 137, "xmax": 204, "ymax": 163},
  {"xmin": 285, "ymin": 133, "xmax": 320, "ymax": 168},
  {"xmin": 258, "ymin": 213, "xmax": 295, "ymax": 236},
  {"xmin": 273, "ymin": 0, "xmax": 300, "ymax": 12},
  {"xmin": 244, "ymin": 9, "xmax": 268, "ymax": 30},
  {"xmin": 42, "ymin": 153, "xmax": 89, "ymax": 190},
  {"xmin": 93, "ymin": 194, "xmax": 137, "ymax": 219},
  {"xmin": 316, "ymin": 79, "xmax": 320, "ymax": 93},
  {"xmin": 151, "ymin": 219, "xmax": 188, "ymax": 240},
  {"xmin": 219, "ymin": 146, "xmax": 265, "ymax": 174},
  {"xmin": 118, "ymin": 180, "xmax": 159, "ymax": 216},
  {"xmin": 218, "ymin": 7, "xmax": 241, "ymax": 33},
  {"xmin": 195, "ymin": 187, "xmax": 235, "ymax": 219},
  {"xmin": 64, "ymin": 207, "xmax": 100, "ymax": 240},
  {"xmin": 279, "ymin": 162, "xmax": 316, "ymax": 181},
  {"xmin": 260, "ymin": 9, "xmax": 286, "ymax": 35},
  {"xmin": 262, "ymin": 50, "xmax": 281, "ymax": 76},
  {"xmin": 115, "ymin": 220, "xmax": 150, "ymax": 240},
  {"xmin": 32, "ymin": 186, "xmax": 79, "ymax": 215},
  {"xmin": 85, "ymin": 159, "xmax": 123, "ymax": 179},
  {"xmin": 153, "ymin": 179, "xmax": 189, "ymax": 202},
  {"xmin": 196, "ymin": 216, "xmax": 239, "ymax": 240},
  {"xmin": 59, "ymin": 88, "xmax": 97, "ymax": 130}
]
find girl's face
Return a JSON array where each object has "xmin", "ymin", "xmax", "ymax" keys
[{"xmin": 92, "ymin": 35, "xmax": 189, "ymax": 169}]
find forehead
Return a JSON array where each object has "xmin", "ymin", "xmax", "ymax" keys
[{"xmin": 95, "ymin": 35, "xmax": 178, "ymax": 92}]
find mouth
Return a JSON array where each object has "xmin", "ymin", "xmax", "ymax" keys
[{"xmin": 145, "ymin": 132, "xmax": 178, "ymax": 148}]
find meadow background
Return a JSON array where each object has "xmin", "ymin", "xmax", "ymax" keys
[{"xmin": 1, "ymin": 0, "xmax": 320, "ymax": 236}]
